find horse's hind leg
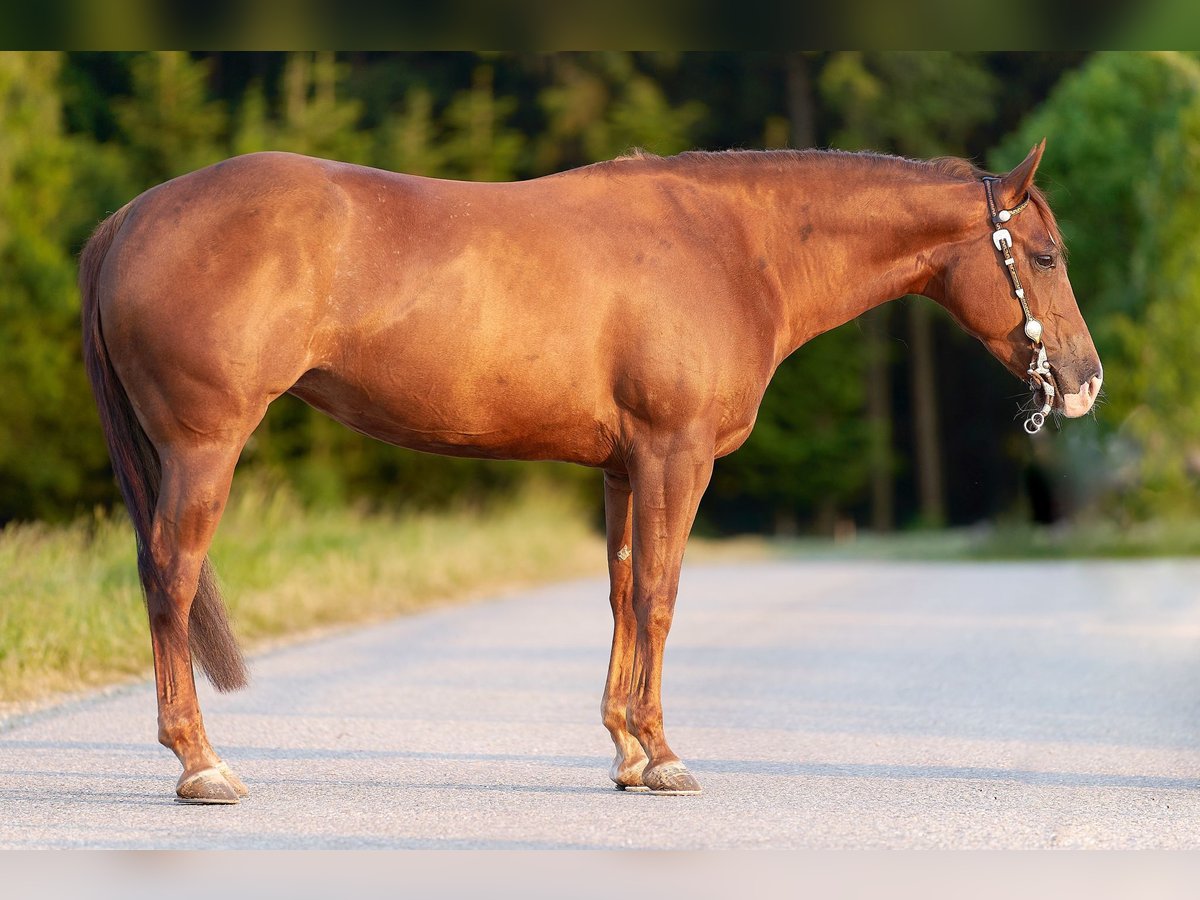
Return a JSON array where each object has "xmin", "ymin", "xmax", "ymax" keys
[
  {"xmin": 148, "ymin": 443, "xmax": 245, "ymax": 804},
  {"xmin": 600, "ymin": 471, "xmax": 650, "ymax": 791}
]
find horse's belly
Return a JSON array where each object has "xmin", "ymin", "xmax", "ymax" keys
[{"xmin": 287, "ymin": 366, "xmax": 614, "ymax": 465}]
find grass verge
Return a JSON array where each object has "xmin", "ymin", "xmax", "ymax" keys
[
  {"xmin": 0, "ymin": 480, "xmax": 607, "ymax": 707},
  {"xmin": 776, "ymin": 519, "xmax": 1200, "ymax": 561},
  {"xmin": 12, "ymin": 477, "xmax": 1184, "ymax": 711}
]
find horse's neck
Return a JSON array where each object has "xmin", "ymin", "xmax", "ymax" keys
[{"xmin": 741, "ymin": 163, "xmax": 979, "ymax": 362}]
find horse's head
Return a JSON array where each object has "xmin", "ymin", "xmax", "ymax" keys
[{"xmin": 930, "ymin": 140, "xmax": 1102, "ymax": 427}]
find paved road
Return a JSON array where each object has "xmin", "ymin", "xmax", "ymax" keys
[{"xmin": 2, "ymin": 560, "xmax": 1200, "ymax": 848}]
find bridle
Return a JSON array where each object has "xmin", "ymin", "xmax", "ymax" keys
[{"xmin": 982, "ymin": 176, "xmax": 1054, "ymax": 435}]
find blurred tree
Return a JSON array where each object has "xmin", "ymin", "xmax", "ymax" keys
[
  {"xmin": 113, "ymin": 51, "xmax": 227, "ymax": 185},
  {"xmin": 785, "ymin": 52, "xmax": 817, "ymax": 149},
  {"xmin": 821, "ymin": 52, "xmax": 998, "ymax": 157},
  {"xmin": 535, "ymin": 53, "xmax": 704, "ymax": 171},
  {"xmin": 820, "ymin": 52, "xmax": 999, "ymax": 528},
  {"xmin": 994, "ymin": 51, "xmax": 1200, "ymax": 516},
  {"xmin": 439, "ymin": 63, "xmax": 525, "ymax": 181},
  {"xmin": 709, "ymin": 324, "xmax": 871, "ymax": 535},
  {"xmin": 233, "ymin": 52, "xmax": 371, "ymax": 164},
  {"xmin": 0, "ymin": 51, "xmax": 1097, "ymax": 528},
  {"xmin": 1128, "ymin": 94, "xmax": 1200, "ymax": 512},
  {"xmin": 374, "ymin": 58, "xmax": 528, "ymax": 179},
  {"xmin": 995, "ymin": 52, "xmax": 1200, "ymax": 349},
  {"xmin": 0, "ymin": 53, "xmax": 131, "ymax": 521},
  {"xmin": 375, "ymin": 86, "xmax": 445, "ymax": 176}
]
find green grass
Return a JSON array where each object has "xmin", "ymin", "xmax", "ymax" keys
[
  {"xmin": 6, "ymin": 477, "xmax": 1192, "ymax": 710},
  {"xmin": 0, "ymin": 481, "xmax": 607, "ymax": 706}
]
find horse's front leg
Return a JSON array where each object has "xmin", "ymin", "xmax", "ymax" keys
[
  {"xmin": 600, "ymin": 470, "xmax": 650, "ymax": 791},
  {"xmin": 625, "ymin": 435, "xmax": 714, "ymax": 795}
]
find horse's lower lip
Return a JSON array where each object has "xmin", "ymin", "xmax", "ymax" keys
[{"xmin": 1061, "ymin": 372, "xmax": 1100, "ymax": 418}]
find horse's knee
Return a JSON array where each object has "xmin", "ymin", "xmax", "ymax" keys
[
  {"xmin": 602, "ymin": 695, "xmax": 628, "ymax": 734},
  {"xmin": 608, "ymin": 574, "xmax": 633, "ymax": 611},
  {"xmin": 635, "ymin": 600, "xmax": 675, "ymax": 636}
]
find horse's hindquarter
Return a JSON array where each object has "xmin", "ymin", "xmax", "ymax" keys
[{"xmin": 99, "ymin": 153, "xmax": 353, "ymax": 447}]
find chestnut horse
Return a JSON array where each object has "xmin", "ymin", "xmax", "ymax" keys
[{"xmin": 81, "ymin": 140, "xmax": 1101, "ymax": 803}]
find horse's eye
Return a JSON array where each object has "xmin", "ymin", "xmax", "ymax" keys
[{"xmin": 1034, "ymin": 254, "xmax": 1056, "ymax": 270}]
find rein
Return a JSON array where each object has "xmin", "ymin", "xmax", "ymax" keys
[{"xmin": 982, "ymin": 176, "xmax": 1054, "ymax": 435}]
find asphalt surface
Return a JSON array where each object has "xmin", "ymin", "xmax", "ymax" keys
[{"xmin": 2, "ymin": 559, "xmax": 1200, "ymax": 849}]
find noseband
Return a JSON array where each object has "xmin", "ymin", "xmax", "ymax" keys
[{"xmin": 982, "ymin": 176, "xmax": 1054, "ymax": 435}]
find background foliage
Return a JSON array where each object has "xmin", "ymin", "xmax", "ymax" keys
[{"xmin": 1, "ymin": 51, "xmax": 1195, "ymax": 534}]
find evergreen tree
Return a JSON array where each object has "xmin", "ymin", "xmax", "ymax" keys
[
  {"xmin": 233, "ymin": 52, "xmax": 371, "ymax": 164},
  {"xmin": 0, "ymin": 53, "xmax": 129, "ymax": 520},
  {"xmin": 535, "ymin": 53, "xmax": 704, "ymax": 171},
  {"xmin": 375, "ymin": 86, "xmax": 445, "ymax": 176},
  {"xmin": 994, "ymin": 51, "xmax": 1200, "ymax": 516},
  {"xmin": 0, "ymin": 51, "xmax": 1130, "ymax": 528},
  {"xmin": 708, "ymin": 323, "xmax": 871, "ymax": 535},
  {"xmin": 113, "ymin": 51, "xmax": 227, "ymax": 185}
]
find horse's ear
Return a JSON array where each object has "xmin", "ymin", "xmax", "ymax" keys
[{"xmin": 998, "ymin": 138, "xmax": 1046, "ymax": 207}]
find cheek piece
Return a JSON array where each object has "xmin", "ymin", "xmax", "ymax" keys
[{"xmin": 982, "ymin": 176, "xmax": 1054, "ymax": 435}]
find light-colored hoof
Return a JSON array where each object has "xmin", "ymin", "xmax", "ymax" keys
[
  {"xmin": 217, "ymin": 761, "xmax": 249, "ymax": 798},
  {"xmin": 175, "ymin": 766, "xmax": 240, "ymax": 805},
  {"xmin": 615, "ymin": 783, "xmax": 651, "ymax": 793},
  {"xmin": 642, "ymin": 762, "xmax": 702, "ymax": 796},
  {"xmin": 609, "ymin": 751, "xmax": 649, "ymax": 792}
]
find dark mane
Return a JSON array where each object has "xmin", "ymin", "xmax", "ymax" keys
[{"xmin": 596, "ymin": 147, "xmax": 1064, "ymax": 247}]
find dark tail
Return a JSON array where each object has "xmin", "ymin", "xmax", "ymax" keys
[{"xmin": 80, "ymin": 206, "xmax": 248, "ymax": 692}]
